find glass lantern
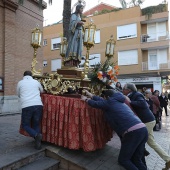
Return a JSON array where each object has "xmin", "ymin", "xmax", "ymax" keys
[
  {"xmin": 60, "ymin": 37, "xmax": 68, "ymax": 58},
  {"xmin": 31, "ymin": 25, "xmax": 42, "ymax": 48},
  {"xmin": 105, "ymin": 36, "xmax": 116, "ymax": 58},
  {"xmin": 83, "ymin": 21, "xmax": 96, "ymax": 47}
]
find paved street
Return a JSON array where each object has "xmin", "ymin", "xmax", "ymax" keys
[{"xmin": 0, "ymin": 108, "xmax": 170, "ymax": 170}]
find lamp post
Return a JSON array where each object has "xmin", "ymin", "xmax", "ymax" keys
[
  {"xmin": 105, "ymin": 35, "xmax": 116, "ymax": 63},
  {"xmin": 60, "ymin": 37, "xmax": 68, "ymax": 66},
  {"xmin": 83, "ymin": 19, "xmax": 96, "ymax": 79},
  {"xmin": 31, "ymin": 25, "xmax": 42, "ymax": 76}
]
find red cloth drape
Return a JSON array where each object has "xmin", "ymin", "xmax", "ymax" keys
[{"xmin": 20, "ymin": 94, "xmax": 114, "ymax": 152}]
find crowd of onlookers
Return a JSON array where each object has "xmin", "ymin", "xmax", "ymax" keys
[
  {"xmin": 142, "ymin": 87, "xmax": 169, "ymax": 131},
  {"xmin": 81, "ymin": 82, "xmax": 170, "ymax": 170}
]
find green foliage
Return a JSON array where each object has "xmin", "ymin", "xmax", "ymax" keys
[
  {"xmin": 142, "ymin": 4, "xmax": 167, "ymax": 16},
  {"xmin": 93, "ymin": 8, "xmax": 122, "ymax": 16}
]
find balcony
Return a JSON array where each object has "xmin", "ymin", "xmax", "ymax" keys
[
  {"xmin": 141, "ymin": 31, "xmax": 169, "ymax": 50},
  {"xmin": 141, "ymin": 31, "xmax": 169, "ymax": 43},
  {"xmin": 142, "ymin": 61, "xmax": 170, "ymax": 71}
]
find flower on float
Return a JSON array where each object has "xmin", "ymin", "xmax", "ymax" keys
[
  {"xmin": 107, "ymin": 66, "xmax": 112, "ymax": 71},
  {"xmin": 97, "ymin": 71, "xmax": 103, "ymax": 80},
  {"xmin": 107, "ymin": 69, "xmax": 113, "ymax": 76},
  {"xmin": 110, "ymin": 75, "xmax": 115, "ymax": 80},
  {"xmin": 114, "ymin": 65, "xmax": 119, "ymax": 70},
  {"xmin": 115, "ymin": 70, "xmax": 119, "ymax": 75},
  {"xmin": 102, "ymin": 77, "xmax": 107, "ymax": 83}
]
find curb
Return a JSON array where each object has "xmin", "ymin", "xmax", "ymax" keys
[{"xmin": 0, "ymin": 112, "xmax": 21, "ymax": 117}]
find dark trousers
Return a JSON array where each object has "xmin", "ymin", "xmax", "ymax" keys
[
  {"xmin": 118, "ymin": 127, "xmax": 148, "ymax": 170},
  {"xmin": 22, "ymin": 105, "xmax": 43, "ymax": 138},
  {"xmin": 161, "ymin": 105, "xmax": 168, "ymax": 115}
]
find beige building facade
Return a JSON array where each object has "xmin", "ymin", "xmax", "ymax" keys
[
  {"xmin": 0, "ymin": 0, "xmax": 46, "ymax": 113},
  {"xmin": 43, "ymin": 4, "xmax": 169, "ymax": 93}
]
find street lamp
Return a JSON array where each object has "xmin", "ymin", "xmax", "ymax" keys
[
  {"xmin": 60, "ymin": 37, "xmax": 68, "ymax": 66},
  {"xmin": 105, "ymin": 35, "xmax": 116, "ymax": 62},
  {"xmin": 31, "ymin": 25, "xmax": 42, "ymax": 76},
  {"xmin": 83, "ymin": 19, "xmax": 96, "ymax": 79}
]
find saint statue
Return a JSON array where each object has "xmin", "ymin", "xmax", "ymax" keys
[{"xmin": 64, "ymin": 4, "xmax": 84, "ymax": 67}]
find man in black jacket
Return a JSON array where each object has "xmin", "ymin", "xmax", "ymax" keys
[
  {"xmin": 123, "ymin": 83, "xmax": 170, "ymax": 170},
  {"xmin": 159, "ymin": 92, "xmax": 169, "ymax": 116}
]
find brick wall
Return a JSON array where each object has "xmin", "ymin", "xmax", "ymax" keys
[
  {"xmin": 0, "ymin": 0, "xmax": 45, "ymax": 96},
  {"xmin": 0, "ymin": 0, "xmax": 46, "ymax": 113},
  {"xmin": 0, "ymin": 1, "xmax": 4, "ymax": 84}
]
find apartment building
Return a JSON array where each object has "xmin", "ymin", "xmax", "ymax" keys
[
  {"xmin": 43, "ymin": 3, "xmax": 169, "ymax": 93},
  {"xmin": 0, "ymin": 0, "xmax": 46, "ymax": 113}
]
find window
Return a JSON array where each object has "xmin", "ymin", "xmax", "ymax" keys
[
  {"xmin": 95, "ymin": 30, "xmax": 100, "ymax": 44},
  {"xmin": 118, "ymin": 50, "xmax": 138, "ymax": 65},
  {"xmin": 117, "ymin": 23, "xmax": 137, "ymax": 40},
  {"xmin": 43, "ymin": 39, "xmax": 47, "ymax": 46},
  {"xmin": 51, "ymin": 59, "xmax": 62, "ymax": 71},
  {"xmin": 0, "ymin": 77, "xmax": 4, "ymax": 91},
  {"xmin": 79, "ymin": 54, "xmax": 101, "ymax": 68},
  {"xmin": 43, "ymin": 60, "xmax": 47, "ymax": 67},
  {"xmin": 51, "ymin": 37, "xmax": 61, "ymax": 50},
  {"xmin": 147, "ymin": 22, "xmax": 167, "ymax": 42},
  {"xmin": 89, "ymin": 53, "xmax": 101, "ymax": 67},
  {"xmin": 148, "ymin": 49, "xmax": 167, "ymax": 70}
]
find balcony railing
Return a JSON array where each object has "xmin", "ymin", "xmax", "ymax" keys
[
  {"xmin": 142, "ymin": 61, "xmax": 170, "ymax": 71},
  {"xmin": 141, "ymin": 31, "xmax": 169, "ymax": 43}
]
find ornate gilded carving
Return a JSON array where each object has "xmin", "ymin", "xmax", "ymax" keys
[
  {"xmin": 31, "ymin": 48, "xmax": 41, "ymax": 76},
  {"xmin": 34, "ymin": 72, "xmax": 81, "ymax": 95}
]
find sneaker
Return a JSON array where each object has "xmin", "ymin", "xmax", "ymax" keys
[{"xmin": 35, "ymin": 134, "xmax": 42, "ymax": 150}]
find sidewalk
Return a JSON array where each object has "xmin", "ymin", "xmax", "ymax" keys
[{"xmin": 1, "ymin": 109, "xmax": 170, "ymax": 170}]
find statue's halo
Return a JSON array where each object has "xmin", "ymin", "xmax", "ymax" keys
[{"xmin": 71, "ymin": 0, "xmax": 86, "ymax": 13}]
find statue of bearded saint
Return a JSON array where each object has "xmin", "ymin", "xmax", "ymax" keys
[{"xmin": 64, "ymin": 4, "xmax": 85, "ymax": 67}]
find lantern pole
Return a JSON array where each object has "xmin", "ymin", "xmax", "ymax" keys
[
  {"xmin": 83, "ymin": 19, "xmax": 96, "ymax": 80},
  {"xmin": 31, "ymin": 25, "xmax": 42, "ymax": 76}
]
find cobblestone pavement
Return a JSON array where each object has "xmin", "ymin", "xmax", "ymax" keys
[{"xmin": 0, "ymin": 108, "xmax": 170, "ymax": 170}]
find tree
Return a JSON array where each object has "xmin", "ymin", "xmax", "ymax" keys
[
  {"xmin": 119, "ymin": 0, "xmax": 144, "ymax": 8},
  {"xmin": 129, "ymin": 0, "xmax": 144, "ymax": 7},
  {"xmin": 18, "ymin": 0, "xmax": 71, "ymax": 39}
]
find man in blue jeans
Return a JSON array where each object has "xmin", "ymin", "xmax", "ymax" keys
[
  {"xmin": 81, "ymin": 89, "xmax": 148, "ymax": 170},
  {"xmin": 17, "ymin": 71, "xmax": 44, "ymax": 150}
]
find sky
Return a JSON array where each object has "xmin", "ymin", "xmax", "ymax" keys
[{"xmin": 43, "ymin": 0, "xmax": 167, "ymax": 26}]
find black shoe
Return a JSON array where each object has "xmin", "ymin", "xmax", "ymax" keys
[
  {"xmin": 144, "ymin": 149, "xmax": 150, "ymax": 156},
  {"xmin": 35, "ymin": 134, "xmax": 42, "ymax": 150},
  {"xmin": 166, "ymin": 115, "xmax": 169, "ymax": 116},
  {"xmin": 153, "ymin": 129, "xmax": 160, "ymax": 131}
]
